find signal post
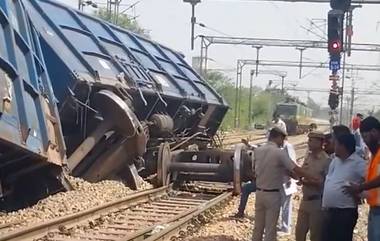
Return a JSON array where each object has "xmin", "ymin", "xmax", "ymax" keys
[{"xmin": 327, "ymin": 0, "xmax": 354, "ymax": 127}]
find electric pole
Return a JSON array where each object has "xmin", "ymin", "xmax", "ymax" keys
[
  {"xmin": 78, "ymin": 0, "xmax": 98, "ymax": 11},
  {"xmin": 184, "ymin": 0, "xmax": 201, "ymax": 50},
  {"xmin": 339, "ymin": 5, "xmax": 360, "ymax": 123},
  {"xmin": 350, "ymin": 87, "xmax": 355, "ymax": 119},
  {"xmin": 296, "ymin": 47, "xmax": 306, "ymax": 78},
  {"xmin": 281, "ymin": 75, "xmax": 286, "ymax": 95},
  {"xmin": 105, "ymin": 0, "xmax": 122, "ymax": 24},
  {"xmin": 252, "ymin": 45, "xmax": 263, "ymax": 76},
  {"xmin": 339, "ymin": 36, "xmax": 347, "ymax": 124},
  {"xmin": 248, "ymin": 70, "xmax": 254, "ymax": 128},
  {"xmin": 349, "ymin": 74, "xmax": 356, "ymax": 120},
  {"xmin": 345, "ymin": 96, "xmax": 351, "ymax": 124}
]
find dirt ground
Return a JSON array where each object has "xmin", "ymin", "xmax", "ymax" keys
[{"xmin": 185, "ymin": 192, "xmax": 369, "ymax": 241}]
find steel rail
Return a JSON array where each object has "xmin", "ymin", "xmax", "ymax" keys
[
  {"xmin": 144, "ymin": 192, "xmax": 232, "ymax": 241},
  {"xmin": 0, "ymin": 186, "xmax": 170, "ymax": 241},
  {"xmin": 1, "ymin": 186, "xmax": 233, "ymax": 241}
]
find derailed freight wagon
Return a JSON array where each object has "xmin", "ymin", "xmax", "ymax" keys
[
  {"xmin": 24, "ymin": 0, "xmax": 250, "ymax": 191},
  {"xmin": 0, "ymin": 0, "xmax": 67, "ymax": 209}
]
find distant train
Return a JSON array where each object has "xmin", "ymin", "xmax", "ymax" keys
[{"xmin": 274, "ymin": 101, "xmax": 318, "ymax": 135}]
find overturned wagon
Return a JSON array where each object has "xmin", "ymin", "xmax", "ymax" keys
[
  {"xmin": 0, "ymin": 0, "xmax": 67, "ymax": 209},
  {"xmin": 23, "ymin": 0, "xmax": 235, "ymax": 188}
]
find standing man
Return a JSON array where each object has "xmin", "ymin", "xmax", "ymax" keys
[
  {"xmin": 252, "ymin": 127, "xmax": 319, "ymax": 241},
  {"xmin": 322, "ymin": 133, "xmax": 366, "ymax": 241},
  {"xmin": 295, "ymin": 131, "xmax": 330, "ymax": 241},
  {"xmin": 345, "ymin": 116, "xmax": 380, "ymax": 241}
]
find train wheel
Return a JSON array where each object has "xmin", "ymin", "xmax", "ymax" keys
[
  {"xmin": 233, "ymin": 144, "xmax": 244, "ymax": 195},
  {"xmin": 157, "ymin": 142, "xmax": 171, "ymax": 187}
]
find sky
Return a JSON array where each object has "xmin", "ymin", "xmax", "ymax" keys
[{"xmin": 58, "ymin": 0, "xmax": 380, "ymax": 112}]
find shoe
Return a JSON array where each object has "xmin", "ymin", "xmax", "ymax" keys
[{"xmin": 234, "ymin": 212, "xmax": 245, "ymax": 218}]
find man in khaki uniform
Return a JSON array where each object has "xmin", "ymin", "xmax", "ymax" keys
[
  {"xmin": 252, "ymin": 127, "xmax": 319, "ymax": 241},
  {"xmin": 295, "ymin": 131, "xmax": 331, "ymax": 241}
]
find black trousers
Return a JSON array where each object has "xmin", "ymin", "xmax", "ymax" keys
[{"xmin": 322, "ymin": 208, "xmax": 358, "ymax": 241}]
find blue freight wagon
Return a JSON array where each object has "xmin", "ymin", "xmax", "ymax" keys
[
  {"xmin": 0, "ymin": 0, "xmax": 67, "ymax": 209},
  {"xmin": 24, "ymin": 0, "xmax": 229, "ymax": 188}
]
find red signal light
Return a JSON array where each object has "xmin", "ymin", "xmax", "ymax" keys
[{"xmin": 329, "ymin": 40, "xmax": 341, "ymax": 54}]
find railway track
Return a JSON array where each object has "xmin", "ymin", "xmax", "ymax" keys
[
  {"xmin": 221, "ymin": 130, "xmax": 314, "ymax": 148},
  {"xmin": 1, "ymin": 134, "xmax": 311, "ymax": 241},
  {"xmin": 0, "ymin": 185, "xmax": 232, "ymax": 241},
  {"xmin": 220, "ymin": 131, "xmax": 266, "ymax": 147}
]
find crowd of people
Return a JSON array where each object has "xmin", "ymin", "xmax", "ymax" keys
[{"xmin": 234, "ymin": 114, "xmax": 380, "ymax": 241}]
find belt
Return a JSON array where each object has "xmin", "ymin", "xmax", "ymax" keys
[
  {"xmin": 257, "ymin": 187, "xmax": 280, "ymax": 192},
  {"xmin": 303, "ymin": 195, "xmax": 322, "ymax": 201}
]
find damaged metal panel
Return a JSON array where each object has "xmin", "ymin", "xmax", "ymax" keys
[
  {"xmin": 23, "ymin": 0, "xmax": 228, "ymax": 185},
  {"xmin": 23, "ymin": 0, "xmax": 228, "ymax": 126},
  {"xmin": 0, "ymin": 0, "xmax": 66, "ymax": 197}
]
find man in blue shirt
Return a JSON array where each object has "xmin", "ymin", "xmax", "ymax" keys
[
  {"xmin": 322, "ymin": 133, "xmax": 366, "ymax": 241},
  {"xmin": 331, "ymin": 125, "xmax": 367, "ymax": 158}
]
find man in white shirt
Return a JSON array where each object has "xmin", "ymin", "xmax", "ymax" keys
[
  {"xmin": 322, "ymin": 133, "xmax": 366, "ymax": 241},
  {"xmin": 278, "ymin": 139, "xmax": 298, "ymax": 234}
]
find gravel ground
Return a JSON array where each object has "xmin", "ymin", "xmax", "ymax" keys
[
  {"xmin": 186, "ymin": 191, "xmax": 369, "ymax": 241},
  {"xmin": 0, "ymin": 176, "xmax": 153, "ymax": 233}
]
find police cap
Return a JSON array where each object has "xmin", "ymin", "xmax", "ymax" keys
[{"xmin": 308, "ymin": 131, "xmax": 325, "ymax": 140}]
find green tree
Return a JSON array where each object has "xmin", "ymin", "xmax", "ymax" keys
[
  {"xmin": 94, "ymin": 8, "xmax": 150, "ymax": 38},
  {"xmin": 205, "ymin": 71, "xmax": 235, "ymax": 129},
  {"xmin": 251, "ymin": 91, "xmax": 283, "ymax": 125}
]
